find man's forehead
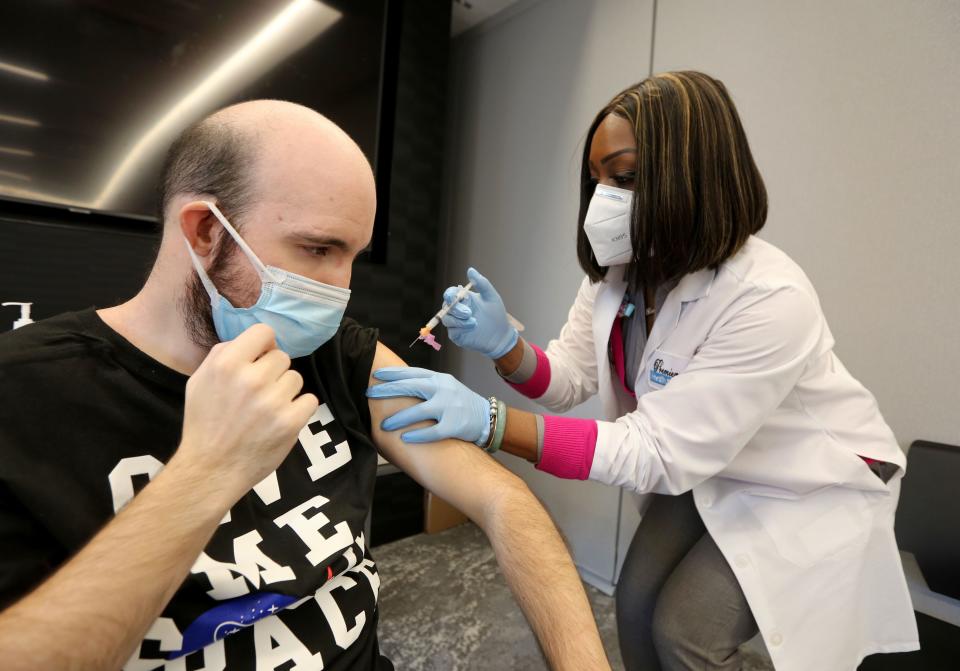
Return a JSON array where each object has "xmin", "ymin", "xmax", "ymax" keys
[
  {"xmin": 257, "ymin": 202, "xmax": 373, "ymax": 250},
  {"xmin": 251, "ymin": 149, "xmax": 376, "ymax": 215},
  {"xmin": 239, "ymin": 121, "xmax": 376, "ymax": 245}
]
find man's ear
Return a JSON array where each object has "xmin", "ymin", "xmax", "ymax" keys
[{"xmin": 179, "ymin": 201, "xmax": 220, "ymax": 257}]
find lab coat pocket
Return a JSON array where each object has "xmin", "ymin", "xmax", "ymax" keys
[
  {"xmin": 741, "ymin": 487, "xmax": 872, "ymax": 569},
  {"xmin": 645, "ymin": 350, "xmax": 690, "ymax": 390}
]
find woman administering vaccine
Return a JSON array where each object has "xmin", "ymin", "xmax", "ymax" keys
[{"xmin": 368, "ymin": 72, "xmax": 918, "ymax": 670}]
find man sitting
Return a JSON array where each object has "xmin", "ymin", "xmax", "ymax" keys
[{"xmin": 0, "ymin": 100, "xmax": 609, "ymax": 670}]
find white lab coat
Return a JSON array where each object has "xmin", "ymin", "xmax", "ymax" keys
[{"xmin": 534, "ymin": 236, "xmax": 919, "ymax": 670}]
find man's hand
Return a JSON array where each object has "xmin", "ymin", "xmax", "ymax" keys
[{"xmin": 176, "ymin": 323, "xmax": 318, "ymax": 502}]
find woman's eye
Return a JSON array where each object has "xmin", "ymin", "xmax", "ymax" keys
[
  {"xmin": 306, "ymin": 247, "xmax": 329, "ymax": 257},
  {"xmin": 614, "ymin": 173, "xmax": 636, "ymax": 187}
]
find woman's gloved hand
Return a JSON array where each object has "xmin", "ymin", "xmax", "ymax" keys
[
  {"xmin": 366, "ymin": 367, "xmax": 491, "ymax": 445},
  {"xmin": 441, "ymin": 267, "xmax": 518, "ymax": 359}
]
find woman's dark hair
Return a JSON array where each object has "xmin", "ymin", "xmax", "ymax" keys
[{"xmin": 577, "ymin": 71, "xmax": 767, "ymax": 292}]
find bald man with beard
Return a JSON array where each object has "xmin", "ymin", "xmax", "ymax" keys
[{"xmin": 0, "ymin": 101, "xmax": 610, "ymax": 671}]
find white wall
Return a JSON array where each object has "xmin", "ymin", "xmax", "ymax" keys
[
  {"xmin": 441, "ymin": 0, "xmax": 655, "ymax": 589},
  {"xmin": 651, "ymin": 0, "xmax": 960, "ymax": 448},
  {"xmin": 441, "ymin": 0, "xmax": 960, "ymax": 586}
]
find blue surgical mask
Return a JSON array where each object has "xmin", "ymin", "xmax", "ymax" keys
[{"xmin": 184, "ymin": 201, "xmax": 350, "ymax": 358}]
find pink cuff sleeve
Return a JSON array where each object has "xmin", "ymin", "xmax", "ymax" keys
[
  {"xmin": 506, "ymin": 344, "xmax": 551, "ymax": 399},
  {"xmin": 535, "ymin": 415, "xmax": 598, "ymax": 481}
]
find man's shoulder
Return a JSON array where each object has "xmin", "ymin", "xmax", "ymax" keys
[
  {"xmin": 0, "ymin": 309, "xmax": 101, "ymax": 371},
  {"xmin": 333, "ymin": 317, "xmax": 380, "ymax": 361},
  {"xmin": 302, "ymin": 318, "xmax": 381, "ymax": 428},
  {"xmin": 310, "ymin": 317, "xmax": 379, "ymax": 378}
]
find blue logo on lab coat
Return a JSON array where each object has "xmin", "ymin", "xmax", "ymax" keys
[{"xmin": 650, "ymin": 358, "xmax": 680, "ymax": 387}]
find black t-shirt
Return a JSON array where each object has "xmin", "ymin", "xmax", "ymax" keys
[{"xmin": 0, "ymin": 309, "xmax": 393, "ymax": 670}]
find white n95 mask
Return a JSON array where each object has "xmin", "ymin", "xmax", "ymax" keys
[
  {"xmin": 584, "ymin": 184, "xmax": 634, "ymax": 267},
  {"xmin": 183, "ymin": 201, "xmax": 350, "ymax": 358}
]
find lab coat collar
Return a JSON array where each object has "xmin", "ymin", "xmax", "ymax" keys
[
  {"xmin": 642, "ymin": 266, "xmax": 717, "ymax": 372},
  {"xmin": 593, "ymin": 266, "xmax": 628, "ymax": 350},
  {"xmin": 673, "ymin": 266, "xmax": 717, "ymax": 304},
  {"xmin": 593, "ymin": 264, "xmax": 715, "ymax": 355},
  {"xmin": 594, "ymin": 265, "xmax": 716, "ymax": 406},
  {"xmin": 593, "ymin": 267, "xmax": 628, "ymax": 420}
]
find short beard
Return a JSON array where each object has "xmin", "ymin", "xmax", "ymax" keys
[{"xmin": 179, "ymin": 236, "xmax": 250, "ymax": 350}]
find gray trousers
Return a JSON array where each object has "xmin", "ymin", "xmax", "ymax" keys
[{"xmin": 615, "ymin": 492, "xmax": 759, "ymax": 671}]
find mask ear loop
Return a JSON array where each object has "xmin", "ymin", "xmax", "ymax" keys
[
  {"xmin": 183, "ymin": 238, "xmax": 221, "ymax": 302},
  {"xmin": 182, "ymin": 201, "xmax": 275, "ymax": 302},
  {"xmin": 201, "ymin": 201, "xmax": 273, "ymax": 281}
]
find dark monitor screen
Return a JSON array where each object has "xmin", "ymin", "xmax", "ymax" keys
[{"xmin": 0, "ymin": 0, "xmax": 386, "ymax": 221}]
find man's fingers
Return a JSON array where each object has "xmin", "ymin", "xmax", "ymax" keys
[
  {"xmin": 252, "ymin": 348, "xmax": 292, "ymax": 382},
  {"xmin": 219, "ymin": 323, "xmax": 278, "ymax": 363},
  {"xmin": 289, "ymin": 392, "xmax": 319, "ymax": 424},
  {"xmin": 275, "ymin": 369, "xmax": 305, "ymax": 401}
]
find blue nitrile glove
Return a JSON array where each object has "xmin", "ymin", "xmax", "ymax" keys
[
  {"xmin": 441, "ymin": 267, "xmax": 518, "ymax": 359},
  {"xmin": 366, "ymin": 367, "xmax": 491, "ymax": 445}
]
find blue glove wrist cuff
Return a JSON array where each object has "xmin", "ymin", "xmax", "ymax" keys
[
  {"xmin": 487, "ymin": 327, "xmax": 519, "ymax": 360},
  {"xmin": 475, "ymin": 397, "xmax": 492, "ymax": 446}
]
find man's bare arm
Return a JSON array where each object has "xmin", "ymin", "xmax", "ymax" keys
[
  {"xmin": 0, "ymin": 458, "xmax": 234, "ymax": 670},
  {"xmin": 0, "ymin": 324, "xmax": 318, "ymax": 670},
  {"xmin": 368, "ymin": 342, "xmax": 610, "ymax": 670}
]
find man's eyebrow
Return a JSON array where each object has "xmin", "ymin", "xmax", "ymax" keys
[{"xmin": 289, "ymin": 232, "xmax": 351, "ymax": 251}]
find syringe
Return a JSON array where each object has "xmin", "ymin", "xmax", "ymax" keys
[{"xmin": 410, "ymin": 281, "xmax": 475, "ymax": 351}]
